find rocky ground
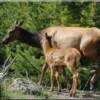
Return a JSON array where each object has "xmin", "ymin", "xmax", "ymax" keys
[
  {"xmin": 43, "ymin": 89, "xmax": 100, "ymax": 100},
  {"xmin": 6, "ymin": 89, "xmax": 100, "ymax": 100},
  {"xmin": 1, "ymin": 78, "xmax": 100, "ymax": 99}
]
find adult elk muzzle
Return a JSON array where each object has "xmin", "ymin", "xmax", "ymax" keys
[{"xmin": 2, "ymin": 33, "xmax": 11, "ymax": 44}]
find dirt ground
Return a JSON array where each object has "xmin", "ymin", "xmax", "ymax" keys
[
  {"xmin": 37, "ymin": 89, "xmax": 100, "ymax": 100},
  {"xmin": 21, "ymin": 89, "xmax": 100, "ymax": 99},
  {"xmin": 1, "ymin": 85, "xmax": 100, "ymax": 99}
]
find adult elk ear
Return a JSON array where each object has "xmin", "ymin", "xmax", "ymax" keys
[{"xmin": 15, "ymin": 20, "xmax": 24, "ymax": 26}]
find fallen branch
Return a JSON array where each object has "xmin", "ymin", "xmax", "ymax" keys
[{"xmin": 0, "ymin": 55, "xmax": 16, "ymax": 81}]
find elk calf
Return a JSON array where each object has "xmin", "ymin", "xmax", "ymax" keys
[{"xmin": 41, "ymin": 33, "xmax": 81, "ymax": 96}]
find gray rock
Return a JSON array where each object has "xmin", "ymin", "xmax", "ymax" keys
[{"xmin": 10, "ymin": 78, "xmax": 43, "ymax": 94}]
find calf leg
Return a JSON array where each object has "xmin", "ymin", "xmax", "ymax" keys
[
  {"xmin": 67, "ymin": 62, "xmax": 79, "ymax": 97},
  {"xmin": 55, "ymin": 71, "xmax": 61, "ymax": 92},
  {"xmin": 71, "ymin": 72, "xmax": 79, "ymax": 97},
  {"xmin": 38, "ymin": 63, "xmax": 48, "ymax": 85}
]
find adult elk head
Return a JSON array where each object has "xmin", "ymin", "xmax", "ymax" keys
[{"xmin": 2, "ymin": 20, "xmax": 24, "ymax": 44}]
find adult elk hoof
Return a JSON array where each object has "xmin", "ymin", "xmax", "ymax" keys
[{"xmin": 90, "ymin": 76, "xmax": 95, "ymax": 91}]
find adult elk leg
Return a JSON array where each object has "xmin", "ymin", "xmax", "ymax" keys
[
  {"xmin": 90, "ymin": 67, "xmax": 100, "ymax": 90},
  {"xmin": 38, "ymin": 63, "xmax": 48, "ymax": 85},
  {"xmin": 62, "ymin": 67, "xmax": 67, "ymax": 88}
]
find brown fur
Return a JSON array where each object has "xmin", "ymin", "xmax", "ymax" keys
[{"xmin": 42, "ymin": 33, "xmax": 81, "ymax": 96}]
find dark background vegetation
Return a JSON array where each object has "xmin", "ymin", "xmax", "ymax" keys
[{"xmin": 0, "ymin": 1, "xmax": 100, "ymax": 91}]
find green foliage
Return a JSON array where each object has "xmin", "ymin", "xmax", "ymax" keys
[{"xmin": 0, "ymin": 1, "xmax": 100, "ymax": 90}]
